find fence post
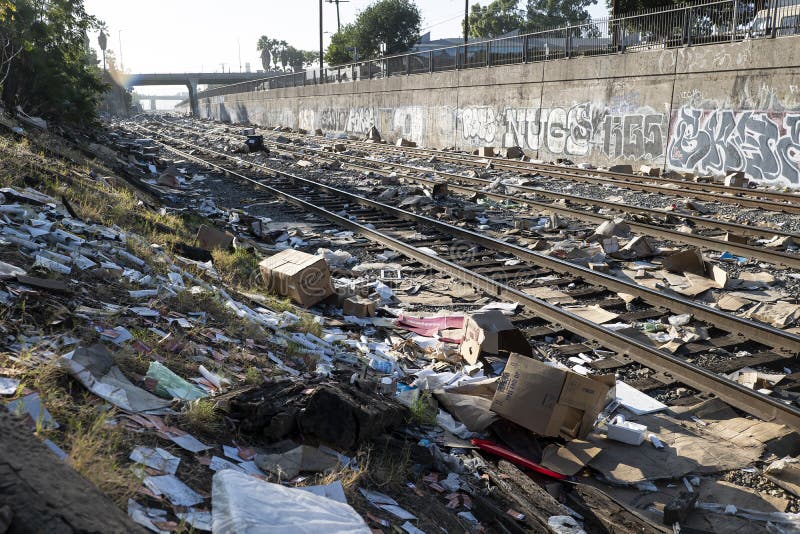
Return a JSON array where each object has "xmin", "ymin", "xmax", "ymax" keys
[
  {"xmin": 770, "ymin": 0, "xmax": 779, "ymax": 37},
  {"xmin": 523, "ymin": 34, "xmax": 529, "ymax": 63},
  {"xmin": 621, "ymin": 20, "xmax": 627, "ymax": 52},
  {"xmin": 682, "ymin": 6, "xmax": 689, "ymax": 45},
  {"xmin": 731, "ymin": 0, "xmax": 738, "ymax": 41},
  {"xmin": 429, "ymin": 50, "xmax": 434, "ymax": 73},
  {"xmin": 565, "ymin": 25, "xmax": 571, "ymax": 57},
  {"xmin": 486, "ymin": 41, "xmax": 491, "ymax": 66}
]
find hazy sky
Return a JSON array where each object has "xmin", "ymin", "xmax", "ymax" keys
[{"xmin": 84, "ymin": 0, "xmax": 608, "ymax": 96}]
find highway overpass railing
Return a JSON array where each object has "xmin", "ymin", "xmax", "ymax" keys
[{"xmin": 196, "ymin": 0, "xmax": 800, "ymax": 100}]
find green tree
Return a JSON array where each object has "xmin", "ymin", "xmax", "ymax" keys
[
  {"xmin": 324, "ymin": 0, "xmax": 421, "ymax": 64},
  {"xmin": 524, "ymin": 0, "xmax": 596, "ymax": 30},
  {"xmin": 302, "ymin": 50, "xmax": 320, "ymax": 68},
  {"xmin": 325, "ymin": 23, "xmax": 360, "ymax": 64},
  {"xmin": 0, "ymin": 0, "xmax": 106, "ymax": 126},
  {"xmin": 278, "ymin": 45, "xmax": 318, "ymax": 72},
  {"xmin": 606, "ymin": 0, "xmax": 675, "ymax": 16},
  {"xmin": 465, "ymin": 0, "xmax": 525, "ymax": 38}
]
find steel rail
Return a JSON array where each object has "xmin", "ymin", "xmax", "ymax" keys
[
  {"xmin": 158, "ymin": 119, "xmax": 800, "ymax": 242},
  {"xmin": 137, "ymin": 124, "xmax": 800, "ymax": 355},
  {"xmin": 285, "ymin": 129, "xmax": 800, "ymax": 208},
  {"xmin": 248, "ymin": 134, "xmax": 800, "ymax": 267},
  {"xmin": 130, "ymin": 123, "xmax": 800, "ymax": 431}
]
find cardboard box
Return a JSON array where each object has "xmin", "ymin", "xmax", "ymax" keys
[
  {"xmin": 343, "ymin": 296, "xmax": 377, "ymax": 318},
  {"xmin": 479, "ymin": 146, "xmax": 495, "ymax": 157},
  {"xmin": 662, "ymin": 249, "xmax": 705, "ymax": 275},
  {"xmin": 396, "ymin": 138, "xmax": 417, "ymax": 147},
  {"xmin": 259, "ymin": 249, "xmax": 333, "ymax": 307},
  {"xmin": 608, "ymin": 164, "xmax": 633, "ymax": 174},
  {"xmin": 196, "ymin": 224, "xmax": 234, "ymax": 251},
  {"xmin": 724, "ymin": 232, "xmax": 749, "ymax": 244},
  {"xmin": 459, "ymin": 310, "xmax": 532, "ymax": 364},
  {"xmin": 724, "ymin": 171, "xmax": 748, "ymax": 188},
  {"xmin": 491, "ymin": 354, "xmax": 615, "ymax": 439},
  {"xmin": 639, "ymin": 165, "xmax": 661, "ymax": 177}
]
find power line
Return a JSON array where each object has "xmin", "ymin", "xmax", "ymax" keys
[{"xmin": 420, "ymin": 11, "xmax": 466, "ymax": 31}]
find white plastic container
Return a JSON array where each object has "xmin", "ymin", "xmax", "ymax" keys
[{"xmin": 606, "ymin": 415, "xmax": 647, "ymax": 446}]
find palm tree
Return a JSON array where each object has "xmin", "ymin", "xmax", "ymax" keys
[
  {"xmin": 256, "ymin": 35, "xmax": 277, "ymax": 71},
  {"xmin": 276, "ymin": 40, "xmax": 289, "ymax": 71}
]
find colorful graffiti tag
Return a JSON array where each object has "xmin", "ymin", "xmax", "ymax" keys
[{"xmin": 667, "ymin": 107, "xmax": 800, "ymax": 185}]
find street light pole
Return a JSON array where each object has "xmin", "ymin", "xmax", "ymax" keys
[
  {"xmin": 118, "ymin": 29, "xmax": 124, "ymax": 72},
  {"xmin": 319, "ymin": 0, "xmax": 324, "ymax": 74},
  {"xmin": 326, "ymin": 0, "xmax": 348, "ymax": 32},
  {"xmin": 464, "ymin": 0, "xmax": 469, "ymax": 45}
]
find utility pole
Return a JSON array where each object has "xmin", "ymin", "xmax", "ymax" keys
[
  {"xmin": 319, "ymin": 0, "xmax": 324, "ymax": 73},
  {"xmin": 118, "ymin": 29, "xmax": 124, "ymax": 72},
  {"xmin": 98, "ymin": 31, "xmax": 107, "ymax": 71},
  {"xmin": 238, "ymin": 39, "xmax": 242, "ymax": 72},
  {"xmin": 326, "ymin": 0, "xmax": 349, "ymax": 32},
  {"xmin": 464, "ymin": 0, "xmax": 469, "ymax": 45}
]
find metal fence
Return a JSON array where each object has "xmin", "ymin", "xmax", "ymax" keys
[{"xmin": 197, "ymin": 0, "xmax": 800, "ymax": 100}]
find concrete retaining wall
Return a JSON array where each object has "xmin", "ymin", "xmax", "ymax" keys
[{"xmin": 188, "ymin": 36, "xmax": 800, "ymax": 187}]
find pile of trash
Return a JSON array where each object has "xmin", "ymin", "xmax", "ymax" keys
[{"xmin": 6, "ymin": 119, "xmax": 800, "ymax": 533}]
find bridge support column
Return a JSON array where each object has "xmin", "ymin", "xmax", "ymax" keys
[
  {"xmin": 187, "ymin": 78, "xmax": 199, "ymax": 117},
  {"xmin": 149, "ymin": 98, "xmax": 156, "ymax": 111}
]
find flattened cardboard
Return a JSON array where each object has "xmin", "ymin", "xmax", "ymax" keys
[
  {"xmin": 565, "ymin": 305, "xmax": 619, "ymax": 324},
  {"xmin": 343, "ymin": 296, "xmax": 377, "ymax": 318},
  {"xmin": 196, "ymin": 224, "xmax": 233, "ymax": 251},
  {"xmin": 540, "ymin": 440, "xmax": 603, "ymax": 476},
  {"xmin": 662, "ymin": 249, "xmax": 705, "ymax": 275},
  {"xmin": 491, "ymin": 354, "xmax": 615, "ymax": 439},
  {"xmin": 259, "ymin": 249, "xmax": 333, "ymax": 307},
  {"xmin": 459, "ymin": 310, "xmax": 532, "ymax": 364},
  {"xmin": 717, "ymin": 293, "xmax": 748, "ymax": 311}
]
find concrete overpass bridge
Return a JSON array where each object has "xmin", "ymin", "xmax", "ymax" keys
[
  {"xmin": 121, "ymin": 72, "xmax": 268, "ymax": 115},
  {"xmin": 132, "ymin": 93, "xmax": 186, "ymax": 111}
]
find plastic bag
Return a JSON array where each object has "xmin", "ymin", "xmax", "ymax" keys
[
  {"xmin": 145, "ymin": 361, "xmax": 206, "ymax": 400},
  {"xmin": 212, "ymin": 470, "xmax": 370, "ymax": 533}
]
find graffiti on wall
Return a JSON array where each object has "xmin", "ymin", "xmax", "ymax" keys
[
  {"xmin": 602, "ymin": 113, "xmax": 666, "ymax": 159},
  {"xmin": 667, "ymin": 106, "xmax": 800, "ymax": 185},
  {"xmin": 460, "ymin": 107, "xmax": 499, "ymax": 143},
  {"xmin": 317, "ymin": 107, "xmax": 375, "ymax": 134},
  {"xmin": 392, "ymin": 106, "xmax": 427, "ymax": 142},
  {"xmin": 298, "ymin": 109, "xmax": 315, "ymax": 132},
  {"xmin": 490, "ymin": 103, "xmax": 666, "ymax": 159},
  {"xmin": 501, "ymin": 104, "xmax": 594, "ymax": 156}
]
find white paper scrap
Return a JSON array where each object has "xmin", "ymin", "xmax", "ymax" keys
[
  {"xmin": 143, "ymin": 475, "xmax": 204, "ymax": 506},
  {"xmin": 616, "ymin": 381, "xmax": 667, "ymax": 415}
]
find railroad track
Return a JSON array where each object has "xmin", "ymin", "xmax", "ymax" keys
[
  {"xmin": 152, "ymin": 118, "xmax": 800, "ymax": 270},
  {"xmin": 121, "ymin": 120, "xmax": 800, "ymax": 431},
  {"xmin": 263, "ymin": 126, "xmax": 800, "ymax": 214}
]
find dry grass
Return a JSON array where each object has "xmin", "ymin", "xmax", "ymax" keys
[
  {"xmin": 212, "ymin": 248, "xmax": 261, "ymax": 288},
  {"xmin": 296, "ymin": 312, "xmax": 323, "ymax": 338},
  {"xmin": 181, "ymin": 399, "xmax": 223, "ymax": 435},
  {"xmin": 65, "ymin": 412, "xmax": 138, "ymax": 507},
  {"xmin": 317, "ymin": 447, "xmax": 371, "ymax": 490}
]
